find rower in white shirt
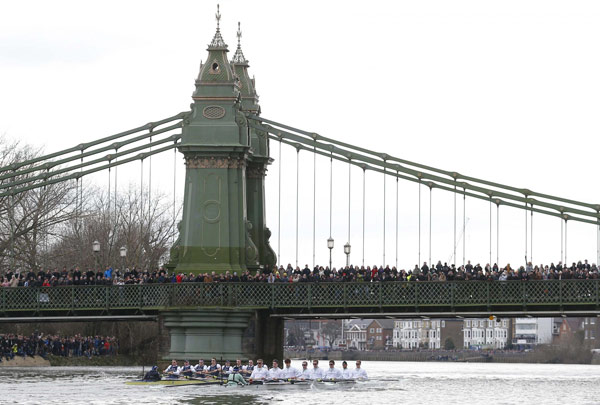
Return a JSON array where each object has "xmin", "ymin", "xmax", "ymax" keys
[
  {"xmin": 308, "ymin": 359, "xmax": 324, "ymax": 380},
  {"xmin": 164, "ymin": 359, "xmax": 181, "ymax": 377},
  {"xmin": 340, "ymin": 361, "xmax": 353, "ymax": 380},
  {"xmin": 193, "ymin": 359, "xmax": 207, "ymax": 376},
  {"xmin": 249, "ymin": 358, "xmax": 269, "ymax": 382},
  {"xmin": 352, "ymin": 360, "xmax": 368, "ymax": 380},
  {"xmin": 298, "ymin": 361, "xmax": 311, "ymax": 380},
  {"xmin": 322, "ymin": 360, "xmax": 343, "ymax": 380},
  {"xmin": 267, "ymin": 359, "xmax": 282, "ymax": 380},
  {"xmin": 279, "ymin": 358, "xmax": 301, "ymax": 380}
]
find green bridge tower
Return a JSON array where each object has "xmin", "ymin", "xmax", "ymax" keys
[
  {"xmin": 169, "ymin": 6, "xmax": 276, "ymax": 275},
  {"xmin": 163, "ymin": 6, "xmax": 282, "ymax": 363}
]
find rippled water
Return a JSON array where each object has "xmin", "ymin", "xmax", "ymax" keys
[{"xmin": 0, "ymin": 361, "xmax": 599, "ymax": 404}]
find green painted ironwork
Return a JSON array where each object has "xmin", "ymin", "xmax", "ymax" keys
[
  {"xmin": 247, "ymin": 117, "xmax": 600, "ymax": 225},
  {"xmin": 1, "ymin": 280, "xmax": 598, "ymax": 316}
]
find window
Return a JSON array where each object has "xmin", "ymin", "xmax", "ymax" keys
[
  {"xmin": 502, "ymin": 320, "xmax": 508, "ymax": 327},
  {"xmin": 442, "ymin": 321, "xmax": 445, "ymax": 327},
  {"xmin": 377, "ymin": 328, "xmax": 382, "ymax": 333},
  {"xmin": 591, "ymin": 318, "xmax": 596, "ymax": 325},
  {"xmin": 370, "ymin": 328, "xmax": 374, "ymax": 333},
  {"xmin": 466, "ymin": 320, "xmax": 471, "ymax": 327},
  {"xmin": 377, "ymin": 336, "xmax": 382, "ymax": 341}
]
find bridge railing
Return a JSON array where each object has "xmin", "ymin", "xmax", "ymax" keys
[{"xmin": 1, "ymin": 279, "xmax": 598, "ymax": 314}]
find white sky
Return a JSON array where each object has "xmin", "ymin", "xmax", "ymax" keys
[{"xmin": 0, "ymin": 0, "xmax": 599, "ymax": 270}]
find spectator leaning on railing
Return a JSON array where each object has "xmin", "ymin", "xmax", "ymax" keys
[{"xmin": 0, "ymin": 259, "xmax": 598, "ymax": 288}]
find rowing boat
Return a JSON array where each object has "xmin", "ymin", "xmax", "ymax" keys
[{"xmin": 125, "ymin": 378, "xmax": 223, "ymax": 386}]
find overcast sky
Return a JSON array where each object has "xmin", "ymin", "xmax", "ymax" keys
[{"xmin": 1, "ymin": 0, "xmax": 599, "ymax": 269}]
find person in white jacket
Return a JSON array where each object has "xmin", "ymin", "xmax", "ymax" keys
[
  {"xmin": 352, "ymin": 360, "xmax": 368, "ymax": 380},
  {"xmin": 249, "ymin": 359, "xmax": 269, "ymax": 382},
  {"xmin": 267, "ymin": 359, "xmax": 283, "ymax": 380},
  {"xmin": 164, "ymin": 359, "xmax": 181, "ymax": 378},
  {"xmin": 279, "ymin": 358, "xmax": 301, "ymax": 380},
  {"xmin": 298, "ymin": 361, "xmax": 311, "ymax": 380},
  {"xmin": 322, "ymin": 360, "xmax": 343, "ymax": 380},
  {"xmin": 340, "ymin": 361, "xmax": 353, "ymax": 380},
  {"xmin": 307, "ymin": 359, "xmax": 324, "ymax": 380}
]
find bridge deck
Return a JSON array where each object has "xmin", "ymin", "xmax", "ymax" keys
[{"xmin": 1, "ymin": 280, "xmax": 598, "ymax": 319}]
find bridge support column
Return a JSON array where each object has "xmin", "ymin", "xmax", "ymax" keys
[
  {"xmin": 161, "ymin": 309, "xmax": 253, "ymax": 360},
  {"xmin": 160, "ymin": 309, "xmax": 283, "ymax": 363},
  {"xmin": 254, "ymin": 310, "xmax": 284, "ymax": 363}
]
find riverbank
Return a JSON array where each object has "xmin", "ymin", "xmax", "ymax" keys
[
  {"xmin": 0, "ymin": 355, "xmax": 143, "ymax": 367},
  {"xmin": 286, "ymin": 350, "xmax": 600, "ymax": 365},
  {"xmin": 0, "ymin": 356, "xmax": 50, "ymax": 367}
]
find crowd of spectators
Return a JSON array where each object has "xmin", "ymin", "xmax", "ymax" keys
[
  {"xmin": 0, "ymin": 259, "xmax": 598, "ymax": 288},
  {"xmin": 0, "ymin": 332, "xmax": 118, "ymax": 362}
]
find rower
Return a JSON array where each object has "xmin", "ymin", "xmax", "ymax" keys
[
  {"xmin": 308, "ymin": 359, "xmax": 324, "ymax": 380},
  {"xmin": 222, "ymin": 360, "xmax": 233, "ymax": 375},
  {"xmin": 163, "ymin": 359, "xmax": 181, "ymax": 378},
  {"xmin": 207, "ymin": 358, "xmax": 222, "ymax": 376},
  {"xmin": 352, "ymin": 360, "xmax": 368, "ymax": 380},
  {"xmin": 279, "ymin": 358, "xmax": 300, "ymax": 380},
  {"xmin": 340, "ymin": 361, "xmax": 353, "ymax": 380},
  {"xmin": 193, "ymin": 359, "xmax": 206, "ymax": 377},
  {"xmin": 143, "ymin": 366, "xmax": 161, "ymax": 381},
  {"xmin": 233, "ymin": 359, "xmax": 243, "ymax": 374},
  {"xmin": 267, "ymin": 359, "xmax": 282, "ymax": 380},
  {"xmin": 180, "ymin": 360, "xmax": 194, "ymax": 377},
  {"xmin": 298, "ymin": 361, "xmax": 311, "ymax": 380},
  {"xmin": 242, "ymin": 359, "xmax": 254, "ymax": 376},
  {"xmin": 322, "ymin": 360, "xmax": 342, "ymax": 380},
  {"xmin": 248, "ymin": 358, "xmax": 268, "ymax": 382}
]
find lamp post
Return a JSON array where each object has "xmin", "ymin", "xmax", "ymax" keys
[
  {"xmin": 92, "ymin": 240, "xmax": 100, "ymax": 270},
  {"xmin": 327, "ymin": 237, "xmax": 334, "ymax": 270},
  {"xmin": 344, "ymin": 242, "xmax": 351, "ymax": 266},
  {"xmin": 120, "ymin": 246, "xmax": 127, "ymax": 270}
]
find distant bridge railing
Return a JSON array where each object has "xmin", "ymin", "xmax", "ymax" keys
[{"xmin": 1, "ymin": 280, "xmax": 598, "ymax": 317}]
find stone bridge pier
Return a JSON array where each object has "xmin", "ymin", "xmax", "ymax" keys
[{"xmin": 160, "ymin": 309, "xmax": 283, "ymax": 363}]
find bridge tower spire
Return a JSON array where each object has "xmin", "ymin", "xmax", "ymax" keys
[
  {"xmin": 170, "ymin": 4, "xmax": 259, "ymax": 274},
  {"xmin": 231, "ymin": 21, "xmax": 277, "ymax": 271}
]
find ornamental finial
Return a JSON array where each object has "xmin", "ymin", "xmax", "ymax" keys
[
  {"xmin": 216, "ymin": 4, "xmax": 221, "ymax": 30},
  {"xmin": 208, "ymin": 3, "xmax": 227, "ymax": 48},
  {"xmin": 231, "ymin": 21, "xmax": 248, "ymax": 64}
]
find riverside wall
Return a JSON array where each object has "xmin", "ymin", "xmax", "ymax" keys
[{"xmin": 285, "ymin": 350, "xmax": 600, "ymax": 364}]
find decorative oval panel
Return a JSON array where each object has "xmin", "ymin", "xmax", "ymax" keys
[{"xmin": 202, "ymin": 105, "xmax": 226, "ymax": 119}]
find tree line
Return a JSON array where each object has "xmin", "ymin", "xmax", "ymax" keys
[{"xmin": 0, "ymin": 136, "xmax": 179, "ymax": 273}]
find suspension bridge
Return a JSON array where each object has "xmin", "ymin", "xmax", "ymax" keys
[{"xmin": 1, "ymin": 6, "xmax": 599, "ymax": 362}]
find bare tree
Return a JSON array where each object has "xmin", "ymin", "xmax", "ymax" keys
[
  {"xmin": 48, "ymin": 184, "xmax": 180, "ymax": 272},
  {"xmin": 320, "ymin": 320, "xmax": 342, "ymax": 348},
  {"xmin": 0, "ymin": 136, "xmax": 78, "ymax": 272}
]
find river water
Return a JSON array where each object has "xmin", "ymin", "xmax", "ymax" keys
[{"xmin": 0, "ymin": 361, "xmax": 599, "ymax": 404}]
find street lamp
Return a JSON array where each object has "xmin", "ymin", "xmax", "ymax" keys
[
  {"xmin": 344, "ymin": 242, "xmax": 351, "ymax": 266},
  {"xmin": 120, "ymin": 246, "xmax": 127, "ymax": 270},
  {"xmin": 92, "ymin": 241, "xmax": 100, "ymax": 270},
  {"xmin": 327, "ymin": 237, "xmax": 334, "ymax": 270}
]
